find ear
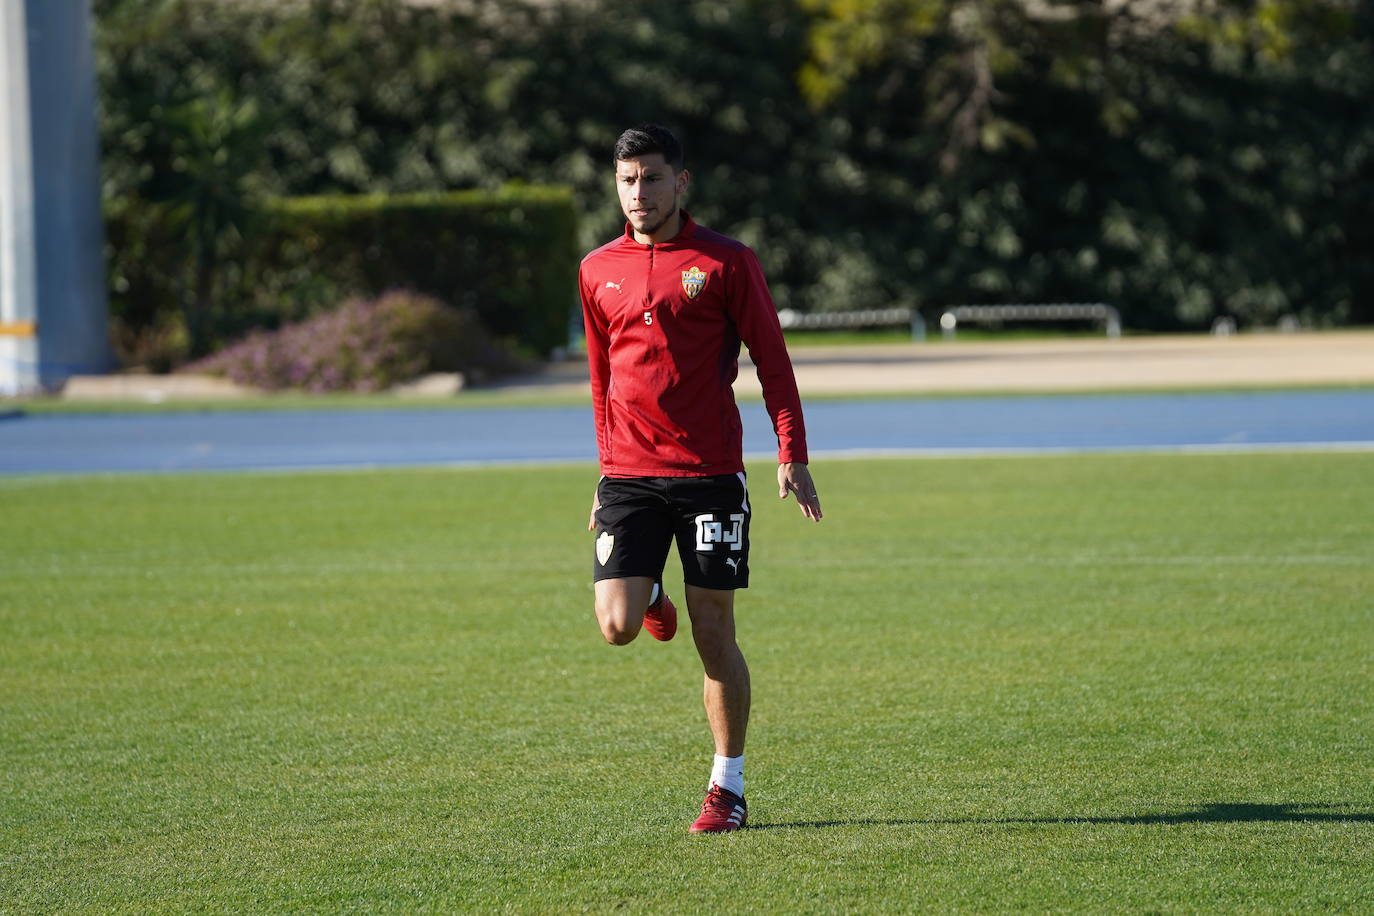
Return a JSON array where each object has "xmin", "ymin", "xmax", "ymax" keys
[{"xmin": 676, "ymin": 168, "xmax": 690, "ymax": 195}]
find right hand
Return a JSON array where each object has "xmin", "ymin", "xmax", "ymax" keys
[{"xmin": 588, "ymin": 489, "xmax": 600, "ymax": 531}]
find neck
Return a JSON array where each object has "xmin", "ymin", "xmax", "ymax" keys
[{"xmin": 634, "ymin": 208, "xmax": 682, "ymax": 246}]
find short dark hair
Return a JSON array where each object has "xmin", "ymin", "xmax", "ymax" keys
[{"xmin": 613, "ymin": 124, "xmax": 685, "ymax": 171}]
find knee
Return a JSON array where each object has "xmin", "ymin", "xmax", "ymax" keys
[
  {"xmin": 686, "ymin": 593, "xmax": 737, "ymax": 653},
  {"xmin": 601, "ymin": 620, "xmax": 640, "ymax": 646},
  {"xmin": 689, "ymin": 616, "xmax": 736, "ymax": 660},
  {"xmin": 595, "ymin": 601, "xmax": 641, "ymax": 646}
]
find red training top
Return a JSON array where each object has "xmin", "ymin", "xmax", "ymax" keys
[{"xmin": 579, "ymin": 212, "xmax": 809, "ymax": 477}]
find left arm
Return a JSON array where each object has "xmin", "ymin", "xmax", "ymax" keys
[
  {"xmin": 726, "ymin": 248, "xmax": 821, "ymax": 521},
  {"xmin": 725, "ymin": 247, "xmax": 808, "ymax": 466}
]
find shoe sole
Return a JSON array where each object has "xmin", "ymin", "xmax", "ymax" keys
[{"xmin": 689, "ymin": 821, "xmax": 746, "ymax": 834}]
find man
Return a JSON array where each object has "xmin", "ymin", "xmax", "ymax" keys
[{"xmin": 578, "ymin": 124, "xmax": 822, "ymax": 834}]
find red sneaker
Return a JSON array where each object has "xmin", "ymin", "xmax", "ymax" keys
[
  {"xmin": 643, "ymin": 588, "xmax": 677, "ymax": 642},
  {"xmin": 690, "ymin": 783, "xmax": 747, "ymax": 833}
]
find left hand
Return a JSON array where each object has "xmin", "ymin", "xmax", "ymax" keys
[{"xmin": 778, "ymin": 462, "xmax": 823, "ymax": 522}]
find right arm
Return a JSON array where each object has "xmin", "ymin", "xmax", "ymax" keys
[{"xmin": 580, "ymin": 266, "xmax": 611, "ymax": 530}]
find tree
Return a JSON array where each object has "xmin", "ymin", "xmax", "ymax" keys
[
  {"xmin": 796, "ymin": 0, "xmax": 1374, "ymax": 326},
  {"xmin": 94, "ymin": 0, "xmax": 1373, "ymax": 349}
]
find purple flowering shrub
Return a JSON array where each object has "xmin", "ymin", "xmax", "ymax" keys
[{"xmin": 184, "ymin": 290, "xmax": 517, "ymax": 392}]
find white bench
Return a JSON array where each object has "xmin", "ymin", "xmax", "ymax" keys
[
  {"xmin": 777, "ymin": 307, "xmax": 926, "ymax": 342},
  {"xmin": 938, "ymin": 303, "xmax": 1122, "ymax": 339}
]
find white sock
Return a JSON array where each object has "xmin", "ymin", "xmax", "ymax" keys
[
  {"xmin": 648, "ymin": 582, "xmax": 661, "ymax": 607},
  {"xmin": 710, "ymin": 754, "xmax": 745, "ymax": 798}
]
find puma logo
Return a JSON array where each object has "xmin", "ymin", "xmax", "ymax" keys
[
  {"xmin": 604, "ymin": 278, "xmax": 624, "ymax": 292},
  {"xmin": 726, "ymin": 558, "xmax": 741, "ymax": 574}
]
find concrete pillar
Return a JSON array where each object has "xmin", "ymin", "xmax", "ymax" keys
[{"xmin": 1, "ymin": 0, "xmax": 110, "ymax": 395}]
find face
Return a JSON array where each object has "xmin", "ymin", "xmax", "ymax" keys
[{"xmin": 615, "ymin": 153, "xmax": 689, "ymax": 244}]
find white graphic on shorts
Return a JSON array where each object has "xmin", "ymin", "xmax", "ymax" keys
[
  {"xmin": 725, "ymin": 557, "xmax": 741, "ymax": 575},
  {"xmin": 596, "ymin": 531, "xmax": 614, "ymax": 565},
  {"xmin": 695, "ymin": 513, "xmax": 745, "ymax": 552}
]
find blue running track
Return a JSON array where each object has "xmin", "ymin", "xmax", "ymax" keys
[{"xmin": 1, "ymin": 390, "xmax": 1371, "ymax": 476}]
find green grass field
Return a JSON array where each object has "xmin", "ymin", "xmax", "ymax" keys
[{"xmin": 2, "ymin": 453, "xmax": 1371, "ymax": 912}]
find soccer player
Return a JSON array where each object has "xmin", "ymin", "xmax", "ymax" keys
[{"xmin": 579, "ymin": 124, "xmax": 822, "ymax": 833}]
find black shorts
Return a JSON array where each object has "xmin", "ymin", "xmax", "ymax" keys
[{"xmin": 593, "ymin": 473, "xmax": 751, "ymax": 590}]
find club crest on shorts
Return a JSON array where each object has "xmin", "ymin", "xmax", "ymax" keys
[
  {"xmin": 681, "ymin": 266, "xmax": 707, "ymax": 299},
  {"xmin": 596, "ymin": 531, "xmax": 614, "ymax": 566}
]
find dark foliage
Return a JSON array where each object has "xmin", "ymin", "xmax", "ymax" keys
[{"xmin": 95, "ymin": 0, "xmax": 1374, "ymax": 350}]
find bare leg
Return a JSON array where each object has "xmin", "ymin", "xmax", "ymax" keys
[
  {"xmin": 593, "ymin": 576, "xmax": 655, "ymax": 645},
  {"xmin": 685, "ymin": 585, "xmax": 750, "ymax": 757}
]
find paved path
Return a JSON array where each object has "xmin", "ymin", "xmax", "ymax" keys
[
  {"xmin": 776, "ymin": 331, "xmax": 1374, "ymax": 395},
  {"xmin": 482, "ymin": 331, "xmax": 1374, "ymax": 399},
  {"xmin": 3, "ymin": 390, "xmax": 1371, "ymax": 475}
]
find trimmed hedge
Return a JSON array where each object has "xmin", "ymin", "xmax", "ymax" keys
[
  {"xmin": 258, "ymin": 186, "xmax": 578, "ymax": 357},
  {"xmin": 104, "ymin": 184, "xmax": 578, "ymax": 367}
]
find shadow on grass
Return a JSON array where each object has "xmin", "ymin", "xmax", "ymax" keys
[{"xmin": 751, "ymin": 803, "xmax": 1374, "ymax": 831}]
